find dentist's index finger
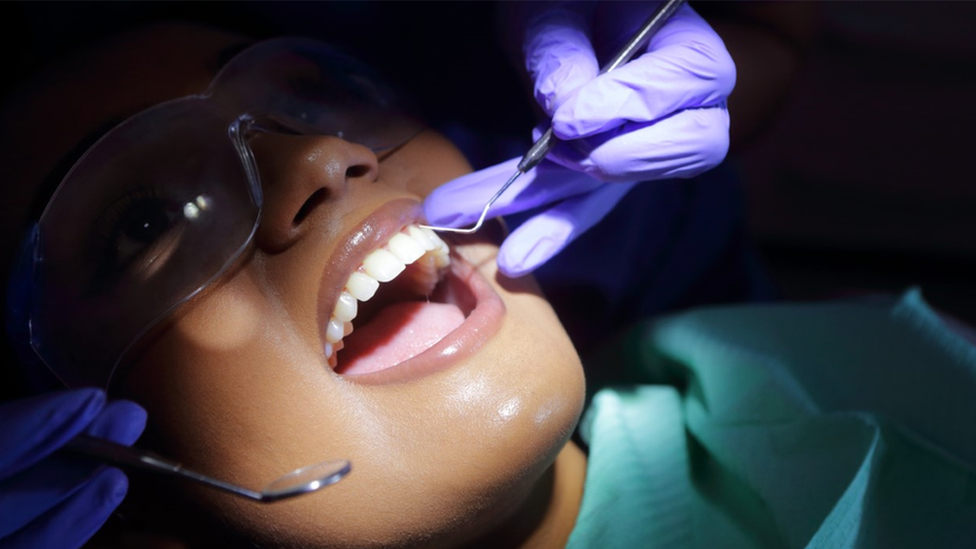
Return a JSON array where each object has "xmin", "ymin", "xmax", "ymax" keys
[
  {"xmin": 84, "ymin": 400, "xmax": 146, "ymax": 446},
  {"xmin": 424, "ymin": 158, "xmax": 525, "ymax": 227},
  {"xmin": 423, "ymin": 157, "xmax": 604, "ymax": 227}
]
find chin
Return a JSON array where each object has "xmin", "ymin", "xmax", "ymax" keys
[{"xmin": 120, "ymin": 198, "xmax": 585, "ymax": 549}]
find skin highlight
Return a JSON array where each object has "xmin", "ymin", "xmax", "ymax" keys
[{"xmin": 0, "ymin": 23, "xmax": 587, "ymax": 549}]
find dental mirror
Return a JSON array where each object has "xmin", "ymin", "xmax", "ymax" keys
[{"xmin": 65, "ymin": 434, "xmax": 351, "ymax": 503}]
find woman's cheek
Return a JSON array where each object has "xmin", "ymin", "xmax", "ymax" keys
[{"xmin": 397, "ymin": 132, "xmax": 474, "ymax": 199}]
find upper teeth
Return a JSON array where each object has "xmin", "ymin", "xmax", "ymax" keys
[{"xmin": 324, "ymin": 224, "xmax": 450, "ymax": 366}]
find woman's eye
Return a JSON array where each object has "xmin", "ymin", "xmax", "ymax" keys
[
  {"xmin": 93, "ymin": 189, "xmax": 184, "ymax": 281},
  {"xmin": 117, "ymin": 200, "xmax": 173, "ymax": 249}
]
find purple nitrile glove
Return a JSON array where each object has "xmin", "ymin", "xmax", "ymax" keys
[
  {"xmin": 424, "ymin": 1, "xmax": 735, "ymax": 277},
  {"xmin": 0, "ymin": 389, "xmax": 146, "ymax": 549},
  {"xmin": 425, "ymin": 156, "xmax": 639, "ymax": 277}
]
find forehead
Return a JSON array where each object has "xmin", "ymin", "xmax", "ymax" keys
[{"xmin": 0, "ymin": 24, "xmax": 247, "ymax": 275}]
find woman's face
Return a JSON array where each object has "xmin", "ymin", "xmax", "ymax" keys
[{"xmin": 3, "ymin": 25, "xmax": 585, "ymax": 548}]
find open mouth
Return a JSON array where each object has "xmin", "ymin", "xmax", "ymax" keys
[{"xmin": 322, "ymin": 223, "xmax": 477, "ymax": 376}]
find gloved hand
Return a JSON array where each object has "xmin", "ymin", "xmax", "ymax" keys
[
  {"xmin": 424, "ymin": 1, "xmax": 735, "ymax": 277},
  {"xmin": 0, "ymin": 389, "xmax": 146, "ymax": 549}
]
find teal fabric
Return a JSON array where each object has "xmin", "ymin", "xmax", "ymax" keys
[{"xmin": 567, "ymin": 290, "xmax": 976, "ymax": 549}]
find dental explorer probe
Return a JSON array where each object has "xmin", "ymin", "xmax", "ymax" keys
[
  {"xmin": 65, "ymin": 434, "xmax": 351, "ymax": 503},
  {"xmin": 420, "ymin": 0, "xmax": 686, "ymax": 235}
]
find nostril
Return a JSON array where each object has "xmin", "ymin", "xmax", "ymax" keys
[
  {"xmin": 293, "ymin": 188, "xmax": 328, "ymax": 226},
  {"xmin": 346, "ymin": 165, "xmax": 371, "ymax": 179}
]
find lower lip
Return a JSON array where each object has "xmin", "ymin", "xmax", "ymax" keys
[{"xmin": 337, "ymin": 249, "xmax": 505, "ymax": 385}]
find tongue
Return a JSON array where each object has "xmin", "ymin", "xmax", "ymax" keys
[{"xmin": 339, "ymin": 301, "xmax": 465, "ymax": 375}]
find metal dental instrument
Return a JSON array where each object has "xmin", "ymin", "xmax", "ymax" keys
[
  {"xmin": 65, "ymin": 434, "xmax": 351, "ymax": 503},
  {"xmin": 420, "ymin": 0, "xmax": 686, "ymax": 235}
]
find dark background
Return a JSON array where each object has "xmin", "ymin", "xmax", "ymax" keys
[
  {"xmin": 732, "ymin": 1, "xmax": 976, "ymax": 328},
  {"xmin": 0, "ymin": 1, "xmax": 538, "ymax": 157},
  {"xmin": 2, "ymin": 1, "xmax": 974, "ymax": 326}
]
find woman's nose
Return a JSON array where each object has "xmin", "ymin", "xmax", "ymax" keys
[{"xmin": 249, "ymin": 133, "xmax": 380, "ymax": 252}]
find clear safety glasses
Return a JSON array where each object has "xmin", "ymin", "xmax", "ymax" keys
[{"xmin": 12, "ymin": 37, "xmax": 423, "ymax": 389}]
